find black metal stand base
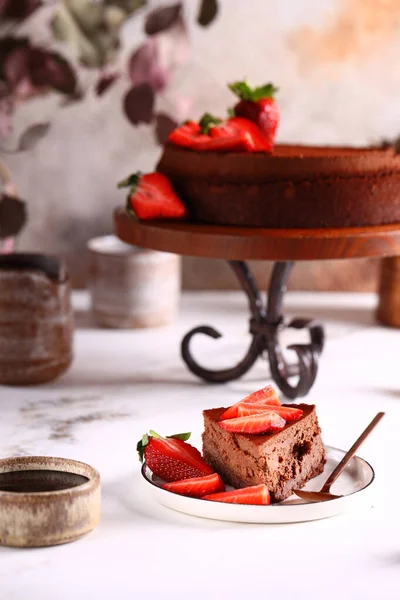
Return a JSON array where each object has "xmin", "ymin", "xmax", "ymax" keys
[{"xmin": 181, "ymin": 261, "xmax": 325, "ymax": 400}]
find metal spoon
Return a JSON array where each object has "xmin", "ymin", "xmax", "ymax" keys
[{"xmin": 293, "ymin": 412, "xmax": 384, "ymax": 503}]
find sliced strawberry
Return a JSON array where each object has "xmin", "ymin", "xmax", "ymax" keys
[
  {"xmin": 203, "ymin": 484, "xmax": 270, "ymax": 505},
  {"xmin": 226, "ymin": 117, "xmax": 271, "ymax": 152},
  {"xmin": 219, "ymin": 385, "xmax": 280, "ymax": 420},
  {"xmin": 219, "ymin": 411, "xmax": 286, "ymax": 435},
  {"xmin": 118, "ymin": 172, "xmax": 187, "ymax": 221},
  {"xmin": 168, "ymin": 119, "xmax": 251, "ymax": 152},
  {"xmin": 195, "ymin": 132, "xmax": 251, "ymax": 152},
  {"xmin": 162, "ymin": 473, "xmax": 225, "ymax": 498},
  {"xmin": 228, "ymin": 81, "xmax": 280, "ymax": 149},
  {"xmin": 237, "ymin": 403, "xmax": 303, "ymax": 421},
  {"xmin": 137, "ymin": 431, "xmax": 213, "ymax": 482}
]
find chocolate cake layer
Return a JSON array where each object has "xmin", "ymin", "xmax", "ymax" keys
[
  {"xmin": 202, "ymin": 404, "xmax": 326, "ymax": 503},
  {"xmin": 157, "ymin": 144, "xmax": 400, "ymax": 228}
]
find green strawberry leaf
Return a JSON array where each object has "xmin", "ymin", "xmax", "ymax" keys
[
  {"xmin": 228, "ymin": 81, "xmax": 278, "ymax": 102},
  {"xmin": 198, "ymin": 112, "xmax": 222, "ymax": 134},
  {"xmin": 227, "ymin": 107, "xmax": 235, "ymax": 118},
  {"xmin": 117, "ymin": 171, "xmax": 142, "ymax": 189},
  {"xmin": 126, "ymin": 203, "xmax": 137, "ymax": 220},
  {"xmin": 148, "ymin": 430, "xmax": 162, "ymax": 439},
  {"xmin": 136, "ymin": 432, "xmax": 149, "ymax": 462},
  {"xmin": 167, "ymin": 432, "xmax": 191, "ymax": 441},
  {"xmin": 252, "ymin": 83, "xmax": 279, "ymax": 101}
]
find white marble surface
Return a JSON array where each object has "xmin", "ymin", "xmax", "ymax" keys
[{"xmin": 0, "ymin": 291, "xmax": 399, "ymax": 600}]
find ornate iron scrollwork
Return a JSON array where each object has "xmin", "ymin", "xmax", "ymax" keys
[{"xmin": 181, "ymin": 261, "xmax": 325, "ymax": 400}]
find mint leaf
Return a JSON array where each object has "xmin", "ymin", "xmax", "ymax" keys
[
  {"xmin": 198, "ymin": 112, "xmax": 221, "ymax": 134},
  {"xmin": 167, "ymin": 432, "xmax": 191, "ymax": 441}
]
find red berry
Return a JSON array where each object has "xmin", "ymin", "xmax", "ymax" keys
[
  {"xmin": 228, "ymin": 81, "xmax": 280, "ymax": 149},
  {"xmin": 203, "ymin": 484, "xmax": 270, "ymax": 505},
  {"xmin": 162, "ymin": 473, "xmax": 225, "ymax": 498},
  {"xmin": 168, "ymin": 120, "xmax": 251, "ymax": 152},
  {"xmin": 237, "ymin": 404, "xmax": 303, "ymax": 421},
  {"xmin": 138, "ymin": 432, "xmax": 214, "ymax": 482},
  {"xmin": 219, "ymin": 385, "xmax": 280, "ymax": 420},
  {"xmin": 118, "ymin": 172, "xmax": 187, "ymax": 221},
  {"xmin": 219, "ymin": 411, "xmax": 286, "ymax": 435}
]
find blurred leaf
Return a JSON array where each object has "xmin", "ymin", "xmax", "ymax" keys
[
  {"xmin": 30, "ymin": 50, "xmax": 77, "ymax": 95},
  {"xmin": 0, "ymin": 0, "xmax": 42, "ymax": 21},
  {"xmin": 154, "ymin": 113, "xmax": 177, "ymax": 144},
  {"xmin": 3, "ymin": 46, "xmax": 31, "ymax": 87},
  {"xmin": 51, "ymin": 0, "xmax": 139, "ymax": 68},
  {"xmin": 18, "ymin": 122, "xmax": 50, "ymax": 151},
  {"xmin": 129, "ymin": 39, "xmax": 168, "ymax": 92},
  {"xmin": 95, "ymin": 72, "xmax": 120, "ymax": 96},
  {"xmin": 0, "ymin": 194, "xmax": 27, "ymax": 239},
  {"xmin": 145, "ymin": 3, "xmax": 181, "ymax": 35},
  {"xmin": 51, "ymin": 3, "xmax": 103, "ymax": 68},
  {"xmin": 0, "ymin": 83, "xmax": 13, "ymax": 140},
  {"xmin": 123, "ymin": 83, "xmax": 154, "ymax": 125},
  {"xmin": 106, "ymin": 0, "xmax": 146, "ymax": 12},
  {"xmin": 157, "ymin": 15, "xmax": 190, "ymax": 72},
  {"xmin": 197, "ymin": 0, "xmax": 218, "ymax": 26}
]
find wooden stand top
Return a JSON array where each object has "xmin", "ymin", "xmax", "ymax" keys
[{"xmin": 114, "ymin": 209, "xmax": 400, "ymax": 261}]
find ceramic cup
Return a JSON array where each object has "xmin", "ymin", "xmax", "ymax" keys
[
  {"xmin": 0, "ymin": 253, "xmax": 73, "ymax": 385},
  {"xmin": 88, "ymin": 235, "xmax": 181, "ymax": 328},
  {"xmin": 0, "ymin": 456, "xmax": 101, "ymax": 548}
]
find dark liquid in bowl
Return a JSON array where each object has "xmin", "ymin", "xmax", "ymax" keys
[{"xmin": 0, "ymin": 470, "xmax": 89, "ymax": 493}]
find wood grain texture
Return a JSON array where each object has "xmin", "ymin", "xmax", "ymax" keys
[
  {"xmin": 377, "ymin": 256, "xmax": 400, "ymax": 327},
  {"xmin": 114, "ymin": 209, "xmax": 400, "ymax": 261}
]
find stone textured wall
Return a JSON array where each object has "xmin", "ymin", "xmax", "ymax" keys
[{"xmin": 6, "ymin": 0, "xmax": 400, "ymax": 289}]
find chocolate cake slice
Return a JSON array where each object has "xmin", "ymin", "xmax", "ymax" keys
[{"xmin": 202, "ymin": 404, "xmax": 326, "ymax": 503}]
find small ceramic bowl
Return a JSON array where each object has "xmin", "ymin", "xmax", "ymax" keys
[{"xmin": 0, "ymin": 456, "xmax": 101, "ymax": 548}]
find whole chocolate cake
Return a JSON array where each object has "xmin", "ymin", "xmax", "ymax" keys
[{"xmin": 157, "ymin": 143, "xmax": 400, "ymax": 229}]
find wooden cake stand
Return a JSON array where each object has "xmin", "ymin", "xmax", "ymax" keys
[{"xmin": 115, "ymin": 209, "xmax": 400, "ymax": 399}]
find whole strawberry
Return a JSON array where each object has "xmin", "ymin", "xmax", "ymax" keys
[
  {"xmin": 118, "ymin": 172, "xmax": 187, "ymax": 221},
  {"xmin": 137, "ymin": 430, "xmax": 213, "ymax": 482},
  {"xmin": 228, "ymin": 81, "xmax": 280, "ymax": 150}
]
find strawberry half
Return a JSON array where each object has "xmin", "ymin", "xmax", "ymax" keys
[
  {"xmin": 219, "ymin": 385, "xmax": 280, "ymax": 420},
  {"xmin": 214, "ymin": 117, "xmax": 271, "ymax": 152},
  {"xmin": 219, "ymin": 411, "xmax": 286, "ymax": 435},
  {"xmin": 137, "ymin": 430, "xmax": 213, "ymax": 482},
  {"xmin": 228, "ymin": 81, "xmax": 280, "ymax": 150},
  {"xmin": 237, "ymin": 403, "xmax": 303, "ymax": 421},
  {"xmin": 118, "ymin": 172, "xmax": 187, "ymax": 221},
  {"xmin": 168, "ymin": 118, "xmax": 252, "ymax": 152},
  {"xmin": 162, "ymin": 473, "xmax": 225, "ymax": 498},
  {"xmin": 203, "ymin": 484, "xmax": 270, "ymax": 505}
]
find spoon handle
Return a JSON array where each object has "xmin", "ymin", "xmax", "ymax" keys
[{"xmin": 320, "ymin": 412, "xmax": 385, "ymax": 494}]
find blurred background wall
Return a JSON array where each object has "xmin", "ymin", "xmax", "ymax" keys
[{"xmin": 4, "ymin": 0, "xmax": 400, "ymax": 289}]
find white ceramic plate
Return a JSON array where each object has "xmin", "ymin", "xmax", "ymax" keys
[{"xmin": 141, "ymin": 445, "xmax": 375, "ymax": 523}]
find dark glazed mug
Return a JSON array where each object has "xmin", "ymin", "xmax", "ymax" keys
[{"xmin": 0, "ymin": 253, "xmax": 73, "ymax": 385}]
